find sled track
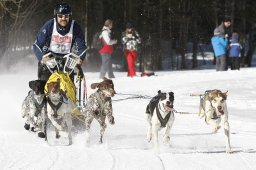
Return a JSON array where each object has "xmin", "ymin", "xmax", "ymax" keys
[{"xmin": 155, "ymin": 154, "xmax": 165, "ymax": 170}]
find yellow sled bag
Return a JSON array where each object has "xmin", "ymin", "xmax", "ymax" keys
[{"xmin": 44, "ymin": 72, "xmax": 76, "ymax": 105}]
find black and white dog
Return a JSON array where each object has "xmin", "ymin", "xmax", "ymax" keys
[
  {"xmin": 145, "ymin": 90, "xmax": 175, "ymax": 151},
  {"xmin": 21, "ymin": 80, "xmax": 47, "ymax": 138}
]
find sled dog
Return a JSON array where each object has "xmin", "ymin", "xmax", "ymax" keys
[
  {"xmin": 84, "ymin": 78, "xmax": 115, "ymax": 144},
  {"xmin": 145, "ymin": 90, "xmax": 175, "ymax": 151},
  {"xmin": 46, "ymin": 79, "xmax": 72, "ymax": 144},
  {"xmin": 199, "ymin": 89, "xmax": 231, "ymax": 153},
  {"xmin": 21, "ymin": 80, "xmax": 47, "ymax": 138}
]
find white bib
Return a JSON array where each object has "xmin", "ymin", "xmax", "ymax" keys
[{"xmin": 49, "ymin": 19, "xmax": 74, "ymax": 54}]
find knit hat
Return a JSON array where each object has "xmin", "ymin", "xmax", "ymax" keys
[
  {"xmin": 214, "ymin": 28, "xmax": 224, "ymax": 36},
  {"xmin": 126, "ymin": 21, "xmax": 134, "ymax": 29}
]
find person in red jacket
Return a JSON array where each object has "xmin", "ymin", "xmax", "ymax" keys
[
  {"xmin": 121, "ymin": 22, "xmax": 141, "ymax": 77},
  {"xmin": 99, "ymin": 19, "xmax": 117, "ymax": 79}
]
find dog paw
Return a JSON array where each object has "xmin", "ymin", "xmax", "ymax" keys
[
  {"xmin": 31, "ymin": 127, "xmax": 36, "ymax": 132},
  {"xmin": 147, "ymin": 134, "xmax": 152, "ymax": 142},
  {"xmin": 213, "ymin": 125, "xmax": 221, "ymax": 133},
  {"xmin": 163, "ymin": 136, "xmax": 170, "ymax": 144},
  {"xmin": 24, "ymin": 123, "xmax": 30, "ymax": 130},
  {"xmin": 226, "ymin": 148, "xmax": 232, "ymax": 154},
  {"xmin": 109, "ymin": 116, "xmax": 115, "ymax": 125},
  {"xmin": 38, "ymin": 132, "xmax": 46, "ymax": 138}
]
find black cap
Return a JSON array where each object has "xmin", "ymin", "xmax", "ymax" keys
[
  {"xmin": 126, "ymin": 21, "xmax": 134, "ymax": 29},
  {"xmin": 223, "ymin": 16, "xmax": 231, "ymax": 22},
  {"xmin": 54, "ymin": 2, "xmax": 72, "ymax": 15}
]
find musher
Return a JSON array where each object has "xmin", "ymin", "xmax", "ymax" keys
[{"xmin": 33, "ymin": 2, "xmax": 87, "ymax": 81}]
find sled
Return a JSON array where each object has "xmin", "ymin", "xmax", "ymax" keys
[{"xmin": 43, "ymin": 53, "xmax": 87, "ymax": 145}]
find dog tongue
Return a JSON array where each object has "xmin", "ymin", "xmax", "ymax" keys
[{"xmin": 217, "ymin": 109, "xmax": 224, "ymax": 116}]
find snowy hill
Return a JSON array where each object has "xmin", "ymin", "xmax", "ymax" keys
[{"xmin": 0, "ymin": 66, "xmax": 256, "ymax": 170}]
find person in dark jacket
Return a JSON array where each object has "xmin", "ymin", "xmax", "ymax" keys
[
  {"xmin": 33, "ymin": 2, "xmax": 87, "ymax": 81},
  {"xmin": 121, "ymin": 22, "xmax": 141, "ymax": 77},
  {"xmin": 228, "ymin": 33, "xmax": 242, "ymax": 70}
]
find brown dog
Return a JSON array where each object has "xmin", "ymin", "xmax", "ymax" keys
[
  {"xmin": 46, "ymin": 79, "xmax": 72, "ymax": 145},
  {"xmin": 84, "ymin": 77, "xmax": 115, "ymax": 144}
]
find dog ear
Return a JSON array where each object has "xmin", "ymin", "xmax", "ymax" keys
[
  {"xmin": 91, "ymin": 83, "xmax": 100, "ymax": 89},
  {"xmin": 29, "ymin": 80, "xmax": 36, "ymax": 91},
  {"xmin": 223, "ymin": 90, "xmax": 228, "ymax": 96},
  {"xmin": 157, "ymin": 90, "xmax": 161, "ymax": 94}
]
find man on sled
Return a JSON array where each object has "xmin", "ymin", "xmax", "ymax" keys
[
  {"xmin": 30, "ymin": 2, "xmax": 87, "ymax": 143},
  {"xmin": 33, "ymin": 2, "xmax": 87, "ymax": 81}
]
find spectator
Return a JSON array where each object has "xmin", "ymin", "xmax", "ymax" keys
[
  {"xmin": 228, "ymin": 33, "xmax": 242, "ymax": 70},
  {"xmin": 211, "ymin": 17, "xmax": 231, "ymax": 71},
  {"xmin": 99, "ymin": 19, "xmax": 117, "ymax": 79},
  {"xmin": 121, "ymin": 22, "xmax": 141, "ymax": 77},
  {"xmin": 211, "ymin": 28, "xmax": 228, "ymax": 71}
]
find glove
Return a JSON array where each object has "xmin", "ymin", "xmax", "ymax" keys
[
  {"xmin": 41, "ymin": 55, "xmax": 50, "ymax": 64},
  {"xmin": 112, "ymin": 39, "xmax": 117, "ymax": 44},
  {"xmin": 77, "ymin": 58, "xmax": 83, "ymax": 65},
  {"xmin": 109, "ymin": 116, "xmax": 115, "ymax": 125}
]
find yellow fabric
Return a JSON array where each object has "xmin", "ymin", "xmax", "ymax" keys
[{"xmin": 44, "ymin": 72, "xmax": 76, "ymax": 105}]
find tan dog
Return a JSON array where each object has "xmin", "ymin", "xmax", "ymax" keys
[
  {"xmin": 199, "ymin": 89, "xmax": 231, "ymax": 153},
  {"xmin": 46, "ymin": 79, "xmax": 72, "ymax": 145},
  {"xmin": 84, "ymin": 78, "xmax": 115, "ymax": 144}
]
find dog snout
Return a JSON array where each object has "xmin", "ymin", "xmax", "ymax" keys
[{"xmin": 217, "ymin": 106, "xmax": 222, "ymax": 110}]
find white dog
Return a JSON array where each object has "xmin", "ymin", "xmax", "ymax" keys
[
  {"xmin": 21, "ymin": 80, "xmax": 47, "ymax": 138},
  {"xmin": 199, "ymin": 89, "xmax": 231, "ymax": 153},
  {"xmin": 46, "ymin": 79, "xmax": 72, "ymax": 145},
  {"xmin": 145, "ymin": 90, "xmax": 175, "ymax": 151}
]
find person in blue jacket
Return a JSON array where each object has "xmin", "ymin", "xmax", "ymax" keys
[
  {"xmin": 211, "ymin": 29, "xmax": 228, "ymax": 71},
  {"xmin": 228, "ymin": 33, "xmax": 241, "ymax": 70},
  {"xmin": 33, "ymin": 2, "xmax": 87, "ymax": 81}
]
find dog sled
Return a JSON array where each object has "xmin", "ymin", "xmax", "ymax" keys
[{"xmin": 42, "ymin": 52, "xmax": 87, "ymax": 145}]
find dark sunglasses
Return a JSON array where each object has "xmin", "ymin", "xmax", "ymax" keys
[{"xmin": 57, "ymin": 14, "xmax": 70, "ymax": 19}]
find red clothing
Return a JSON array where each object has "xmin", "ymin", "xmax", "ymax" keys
[
  {"xmin": 99, "ymin": 38, "xmax": 114, "ymax": 54},
  {"xmin": 124, "ymin": 50, "xmax": 137, "ymax": 77}
]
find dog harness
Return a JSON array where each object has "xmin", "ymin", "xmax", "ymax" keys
[
  {"xmin": 156, "ymin": 104, "xmax": 172, "ymax": 128},
  {"xmin": 31, "ymin": 92, "xmax": 46, "ymax": 117},
  {"xmin": 47, "ymin": 96, "xmax": 63, "ymax": 118}
]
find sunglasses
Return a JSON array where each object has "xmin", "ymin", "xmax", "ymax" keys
[{"xmin": 57, "ymin": 14, "xmax": 70, "ymax": 19}]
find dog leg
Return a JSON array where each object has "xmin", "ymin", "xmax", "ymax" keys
[
  {"xmin": 153, "ymin": 125, "xmax": 160, "ymax": 152},
  {"xmin": 163, "ymin": 115, "xmax": 174, "ymax": 146},
  {"xmin": 146, "ymin": 113, "xmax": 152, "ymax": 142},
  {"xmin": 85, "ymin": 114, "xmax": 93, "ymax": 145},
  {"xmin": 222, "ymin": 116, "xmax": 231, "ymax": 153},
  {"xmin": 66, "ymin": 113, "xmax": 72, "ymax": 145},
  {"xmin": 98, "ymin": 116, "xmax": 107, "ymax": 144},
  {"xmin": 55, "ymin": 127, "xmax": 60, "ymax": 139}
]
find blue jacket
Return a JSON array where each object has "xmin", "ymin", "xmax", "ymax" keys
[
  {"xmin": 211, "ymin": 36, "xmax": 228, "ymax": 57},
  {"xmin": 33, "ymin": 18, "xmax": 87, "ymax": 61},
  {"xmin": 229, "ymin": 37, "xmax": 241, "ymax": 58}
]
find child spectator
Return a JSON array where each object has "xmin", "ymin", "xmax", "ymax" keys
[{"xmin": 229, "ymin": 33, "xmax": 242, "ymax": 70}]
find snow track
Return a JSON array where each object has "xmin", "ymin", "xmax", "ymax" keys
[{"xmin": 1, "ymin": 69, "xmax": 256, "ymax": 169}]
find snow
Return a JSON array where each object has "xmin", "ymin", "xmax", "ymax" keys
[{"xmin": 1, "ymin": 63, "xmax": 256, "ymax": 170}]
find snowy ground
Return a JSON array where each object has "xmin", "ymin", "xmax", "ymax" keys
[{"xmin": 0, "ymin": 62, "xmax": 256, "ymax": 170}]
